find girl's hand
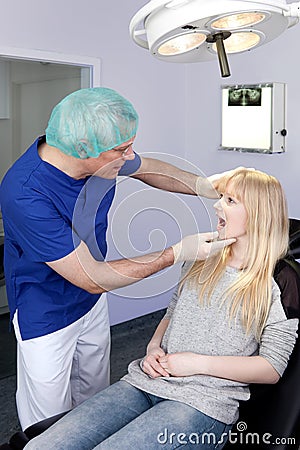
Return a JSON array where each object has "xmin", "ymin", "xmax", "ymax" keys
[
  {"xmin": 142, "ymin": 346, "xmax": 170, "ymax": 378},
  {"xmin": 159, "ymin": 352, "xmax": 201, "ymax": 377}
]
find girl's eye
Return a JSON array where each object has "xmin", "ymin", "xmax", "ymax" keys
[
  {"xmin": 227, "ymin": 197, "xmax": 235, "ymax": 204},
  {"xmin": 219, "ymin": 193, "xmax": 223, "ymax": 199}
]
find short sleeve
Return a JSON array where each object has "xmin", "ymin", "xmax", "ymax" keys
[
  {"xmin": 11, "ymin": 191, "xmax": 77, "ymax": 262},
  {"xmin": 118, "ymin": 152, "xmax": 141, "ymax": 176}
]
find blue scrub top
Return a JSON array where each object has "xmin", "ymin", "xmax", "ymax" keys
[{"xmin": 0, "ymin": 136, "xmax": 141, "ymax": 340}]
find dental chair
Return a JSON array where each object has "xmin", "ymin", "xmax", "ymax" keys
[
  {"xmin": 224, "ymin": 217, "xmax": 300, "ymax": 450},
  {"xmin": 1, "ymin": 219, "xmax": 300, "ymax": 450}
]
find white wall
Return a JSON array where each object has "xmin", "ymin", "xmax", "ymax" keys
[
  {"xmin": 184, "ymin": 25, "xmax": 300, "ymax": 225},
  {"xmin": 17, "ymin": 77, "xmax": 81, "ymax": 153},
  {"xmin": 0, "ymin": 0, "xmax": 299, "ymax": 324},
  {"xmin": 0, "ymin": 61, "xmax": 82, "ymax": 180},
  {"xmin": 0, "ymin": 119, "xmax": 12, "ymax": 181}
]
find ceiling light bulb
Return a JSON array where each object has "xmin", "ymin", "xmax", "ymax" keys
[
  {"xmin": 211, "ymin": 12, "xmax": 266, "ymax": 29},
  {"xmin": 212, "ymin": 31, "xmax": 261, "ymax": 53},
  {"xmin": 158, "ymin": 32, "xmax": 206, "ymax": 55}
]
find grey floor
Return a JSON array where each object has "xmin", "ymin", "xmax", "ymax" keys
[{"xmin": 0, "ymin": 309, "xmax": 165, "ymax": 445}]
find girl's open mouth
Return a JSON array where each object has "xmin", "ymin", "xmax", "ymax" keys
[{"xmin": 217, "ymin": 216, "xmax": 226, "ymax": 231}]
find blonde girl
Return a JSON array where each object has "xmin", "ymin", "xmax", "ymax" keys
[{"xmin": 25, "ymin": 169, "xmax": 298, "ymax": 450}]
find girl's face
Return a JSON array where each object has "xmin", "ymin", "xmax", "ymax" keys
[{"xmin": 214, "ymin": 181, "xmax": 248, "ymax": 242}]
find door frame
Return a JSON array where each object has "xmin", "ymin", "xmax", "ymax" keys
[{"xmin": 0, "ymin": 45, "xmax": 101, "ymax": 87}]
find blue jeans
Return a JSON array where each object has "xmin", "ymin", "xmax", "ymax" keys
[{"xmin": 25, "ymin": 381, "xmax": 232, "ymax": 449}]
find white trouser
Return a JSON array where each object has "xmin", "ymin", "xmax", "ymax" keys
[{"xmin": 13, "ymin": 296, "xmax": 111, "ymax": 431}]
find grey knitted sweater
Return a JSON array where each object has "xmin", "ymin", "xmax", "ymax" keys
[{"xmin": 122, "ymin": 264, "xmax": 298, "ymax": 425}]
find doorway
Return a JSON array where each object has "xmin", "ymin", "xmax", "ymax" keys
[{"xmin": 0, "ymin": 49, "xmax": 100, "ymax": 181}]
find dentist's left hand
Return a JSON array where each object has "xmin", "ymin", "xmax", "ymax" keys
[{"xmin": 171, "ymin": 232, "xmax": 236, "ymax": 264}]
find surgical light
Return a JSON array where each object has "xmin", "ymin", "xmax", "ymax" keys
[
  {"xmin": 129, "ymin": 0, "xmax": 300, "ymax": 77},
  {"xmin": 211, "ymin": 12, "xmax": 266, "ymax": 29},
  {"xmin": 158, "ymin": 32, "xmax": 207, "ymax": 55},
  {"xmin": 212, "ymin": 31, "xmax": 262, "ymax": 53}
]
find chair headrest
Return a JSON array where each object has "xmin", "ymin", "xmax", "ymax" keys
[{"xmin": 289, "ymin": 218, "xmax": 300, "ymax": 260}]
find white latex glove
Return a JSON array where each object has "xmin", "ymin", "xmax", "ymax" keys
[
  {"xmin": 196, "ymin": 167, "xmax": 255, "ymax": 199},
  {"xmin": 172, "ymin": 231, "xmax": 236, "ymax": 264}
]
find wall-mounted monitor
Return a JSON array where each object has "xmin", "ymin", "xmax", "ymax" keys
[{"xmin": 220, "ymin": 82, "xmax": 287, "ymax": 154}]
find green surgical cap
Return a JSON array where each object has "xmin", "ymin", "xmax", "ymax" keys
[{"xmin": 45, "ymin": 87, "xmax": 139, "ymax": 158}]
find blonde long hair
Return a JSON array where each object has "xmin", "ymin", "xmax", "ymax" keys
[{"xmin": 183, "ymin": 169, "xmax": 289, "ymax": 340}]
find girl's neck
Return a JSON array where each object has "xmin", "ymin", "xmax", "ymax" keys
[
  {"xmin": 228, "ymin": 255, "xmax": 246, "ymax": 270},
  {"xmin": 228, "ymin": 239, "xmax": 248, "ymax": 270}
]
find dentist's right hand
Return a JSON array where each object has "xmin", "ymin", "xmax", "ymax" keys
[{"xmin": 172, "ymin": 231, "xmax": 236, "ymax": 264}]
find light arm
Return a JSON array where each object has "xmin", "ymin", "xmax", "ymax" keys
[
  {"xmin": 159, "ymin": 353, "xmax": 280, "ymax": 384},
  {"xmin": 131, "ymin": 156, "xmax": 217, "ymax": 198},
  {"xmin": 142, "ymin": 318, "xmax": 171, "ymax": 378},
  {"xmin": 146, "ymin": 318, "xmax": 170, "ymax": 353},
  {"xmin": 199, "ymin": 354, "xmax": 280, "ymax": 384},
  {"xmin": 46, "ymin": 235, "xmax": 234, "ymax": 292},
  {"xmin": 47, "ymin": 240, "xmax": 174, "ymax": 294}
]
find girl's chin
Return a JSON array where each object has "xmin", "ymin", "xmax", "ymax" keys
[
  {"xmin": 217, "ymin": 228, "xmax": 226, "ymax": 239},
  {"xmin": 218, "ymin": 229, "xmax": 235, "ymax": 242}
]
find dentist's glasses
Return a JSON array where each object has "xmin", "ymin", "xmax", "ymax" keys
[
  {"xmin": 121, "ymin": 144, "xmax": 132, "ymax": 157},
  {"xmin": 114, "ymin": 142, "xmax": 133, "ymax": 157}
]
